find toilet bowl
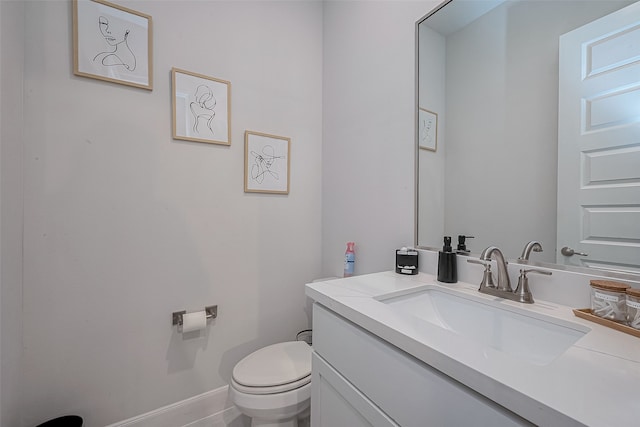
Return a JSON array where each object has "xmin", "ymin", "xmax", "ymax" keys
[{"xmin": 229, "ymin": 341, "xmax": 312, "ymax": 427}]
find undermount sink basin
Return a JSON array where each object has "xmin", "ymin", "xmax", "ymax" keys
[{"xmin": 377, "ymin": 285, "xmax": 588, "ymax": 365}]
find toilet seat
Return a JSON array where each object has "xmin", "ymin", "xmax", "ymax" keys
[
  {"xmin": 231, "ymin": 374, "xmax": 311, "ymax": 395},
  {"xmin": 232, "ymin": 341, "xmax": 312, "ymax": 395}
]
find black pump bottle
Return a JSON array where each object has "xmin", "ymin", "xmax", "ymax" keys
[{"xmin": 437, "ymin": 236, "xmax": 458, "ymax": 283}]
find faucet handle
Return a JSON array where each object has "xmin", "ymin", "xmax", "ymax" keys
[
  {"xmin": 514, "ymin": 268, "xmax": 552, "ymax": 304},
  {"xmin": 521, "ymin": 268, "xmax": 552, "ymax": 277},
  {"xmin": 467, "ymin": 259, "xmax": 496, "ymax": 290}
]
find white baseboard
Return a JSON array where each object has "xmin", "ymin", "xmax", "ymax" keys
[
  {"xmin": 183, "ymin": 406, "xmax": 246, "ymax": 427},
  {"xmin": 106, "ymin": 385, "xmax": 248, "ymax": 427}
]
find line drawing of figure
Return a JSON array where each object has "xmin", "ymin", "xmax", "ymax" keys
[
  {"xmin": 93, "ymin": 16, "xmax": 137, "ymax": 71},
  {"xmin": 189, "ymin": 85, "xmax": 217, "ymax": 135},
  {"xmin": 420, "ymin": 117, "xmax": 433, "ymax": 146},
  {"xmin": 250, "ymin": 145, "xmax": 285, "ymax": 184}
]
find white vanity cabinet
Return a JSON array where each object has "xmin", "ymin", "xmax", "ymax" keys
[{"xmin": 311, "ymin": 303, "xmax": 532, "ymax": 427}]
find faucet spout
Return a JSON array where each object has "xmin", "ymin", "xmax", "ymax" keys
[
  {"xmin": 519, "ymin": 240, "xmax": 543, "ymax": 261},
  {"xmin": 480, "ymin": 246, "xmax": 512, "ymax": 292},
  {"xmin": 471, "ymin": 245, "xmax": 549, "ymax": 304}
]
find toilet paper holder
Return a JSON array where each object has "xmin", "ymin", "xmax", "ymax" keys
[{"xmin": 172, "ymin": 305, "xmax": 218, "ymax": 327}]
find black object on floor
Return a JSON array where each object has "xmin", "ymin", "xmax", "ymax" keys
[{"xmin": 36, "ymin": 415, "xmax": 83, "ymax": 427}]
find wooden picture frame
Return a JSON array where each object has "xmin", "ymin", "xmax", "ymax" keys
[
  {"xmin": 172, "ymin": 68, "xmax": 232, "ymax": 146},
  {"xmin": 244, "ymin": 131, "xmax": 291, "ymax": 194},
  {"xmin": 418, "ymin": 108, "xmax": 438, "ymax": 151},
  {"xmin": 73, "ymin": 0, "xmax": 153, "ymax": 90}
]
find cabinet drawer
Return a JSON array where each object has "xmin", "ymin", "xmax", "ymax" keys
[
  {"xmin": 312, "ymin": 352, "xmax": 400, "ymax": 427},
  {"xmin": 313, "ymin": 303, "xmax": 531, "ymax": 427}
]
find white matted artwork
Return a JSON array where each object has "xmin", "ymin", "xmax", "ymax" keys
[
  {"xmin": 172, "ymin": 68, "xmax": 231, "ymax": 145},
  {"xmin": 73, "ymin": 0, "xmax": 153, "ymax": 90},
  {"xmin": 418, "ymin": 108, "xmax": 438, "ymax": 151},
  {"xmin": 245, "ymin": 131, "xmax": 291, "ymax": 194}
]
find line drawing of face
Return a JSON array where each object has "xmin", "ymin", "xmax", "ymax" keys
[
  {"xmin": 195, "ymin": 85, "xmax": 216, "ymax": 110},
  {"xmin": 93, "ymin": 15, "xmax": 137, "ymax": 71},
  {"xmin": 250, "ymin": 145, "xmax": 285, "ymax": 184},
  {"xmin": 99, "ymin": 16, "xmax": 120, "ymax": 45}
]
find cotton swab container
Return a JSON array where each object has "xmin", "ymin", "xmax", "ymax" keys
[
  {"xmin": 590, "ymin": 280, "xmax": 629, "ymax": 322},
  {"xmin": 626, "ymin": 287, "xmax": 640, "ymax": 329}
]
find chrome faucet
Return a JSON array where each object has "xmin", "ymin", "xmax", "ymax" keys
[
  {"xmin": 467, "ymin": 246, "xmax": 552, "ymax": 304},
  {"xmin": 518, "ymin": 240, "xmax": 543, "ymax": 261},
  {"xmin": 480, "ymin": 246, "xmax": 512, "ymax": 291}
]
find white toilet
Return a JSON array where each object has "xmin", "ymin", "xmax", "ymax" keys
[{"xmin": 229, "ymin": 341, "xmax": 312, "ymax": 427}]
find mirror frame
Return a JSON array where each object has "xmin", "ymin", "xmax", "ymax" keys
[{"xmin": 414, "ymin": 0, "xmax": 640, "ymax": 283}]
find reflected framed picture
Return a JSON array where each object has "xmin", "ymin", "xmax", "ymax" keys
[
  {"xmin": 172, "ymin": 68, "xmax": 232, "ymax": 145},
  {"xmin": 244, "ymin": 131, "xmax": 290, "ymax": 194},
  {"xmin": 73, "ymin": 0, "xmax": 153, "ymax": 90},
  {"xmin": 418, "ymin": 108, "xmax": 438, "ymax": 151}
]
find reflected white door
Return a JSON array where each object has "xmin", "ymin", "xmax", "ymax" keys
[{"xmin": 557, "ymin": 2, "xmax": 640, "ymax": 273}]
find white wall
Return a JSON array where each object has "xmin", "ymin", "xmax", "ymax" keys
[
  {"xmin": 19, "ymin": 1, "xmax": 322, "ymax": 426},
  {"xmin": 4, "ymin": 0, "xmax": 457, "ymax": 424},
  {"xmin": 322, "ymin": 0, "xmax": 438, "ymax": 277},
  {"xmin": 1, "ymin": 1, "xmax": 25, "ymax": 426}
]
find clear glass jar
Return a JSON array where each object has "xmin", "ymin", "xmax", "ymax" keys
[
  {"xmin": 626, "ymin": 288, "xmax": 640, "ymax": 329},
  {"xmin": 590, "ymin": 280, "xmax": 629, "ymax": 322}
]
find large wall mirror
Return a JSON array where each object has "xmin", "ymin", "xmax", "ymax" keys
[{"xmin": 416, "ymin": 0, "xmax": 640, "ymax": 278}]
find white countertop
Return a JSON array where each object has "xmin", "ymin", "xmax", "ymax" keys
[{"xmin": 306, "ymin": 271, "xmax": 640, "ymax": 427}]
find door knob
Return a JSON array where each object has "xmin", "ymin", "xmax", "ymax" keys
[{"xmin": 561, "ymin": 246, "xmax": 588, "ymax": 257}]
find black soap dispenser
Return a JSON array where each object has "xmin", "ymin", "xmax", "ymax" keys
[
  {"xmin": 456, "ymin": 235, "xmax": 474, "ymax": 255},
  {"xmin": 437, "ymin": 236, "xmax": 457, "ymax": 283}
]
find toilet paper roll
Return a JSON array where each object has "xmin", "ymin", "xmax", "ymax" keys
[{"xmin": 182, "ymin": 310, "xmax": 207, "ymax": 333}]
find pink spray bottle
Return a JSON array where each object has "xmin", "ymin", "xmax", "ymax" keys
[{"xmin": 344, "ymin": 242, "xmax": 355, "ymax": 277}]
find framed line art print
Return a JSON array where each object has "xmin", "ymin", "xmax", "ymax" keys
[
  {"xmin": 73, "ymin": 0, "xmax": 153, "ymax": 90},
  {"xmin": 172, "ymin": 68, "xmax": 232, "ymax": 145},
  {"xmin": 418, "ymin": 108, "xmax": 438, "ymax": 151},
  {"xmin": 244, "ymin": 131, "xmax": 290, "ymax": 194}
]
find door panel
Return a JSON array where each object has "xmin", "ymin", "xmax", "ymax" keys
[{"xmin": 557, "ymin": 2, "xmax": 640, "ymax": 272}]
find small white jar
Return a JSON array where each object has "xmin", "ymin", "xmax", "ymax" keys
[
  {"xmin": 590, "ymin": 280, "xmax": 629, "ymax": 322},
  {"xmin": 626, "ymin": 287, "xmax": 640, "ymax": 329}
]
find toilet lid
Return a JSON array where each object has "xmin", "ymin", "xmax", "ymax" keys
[{"xmin": 232, "ymin": 341, "xmax": 312, "ymax": 388}]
